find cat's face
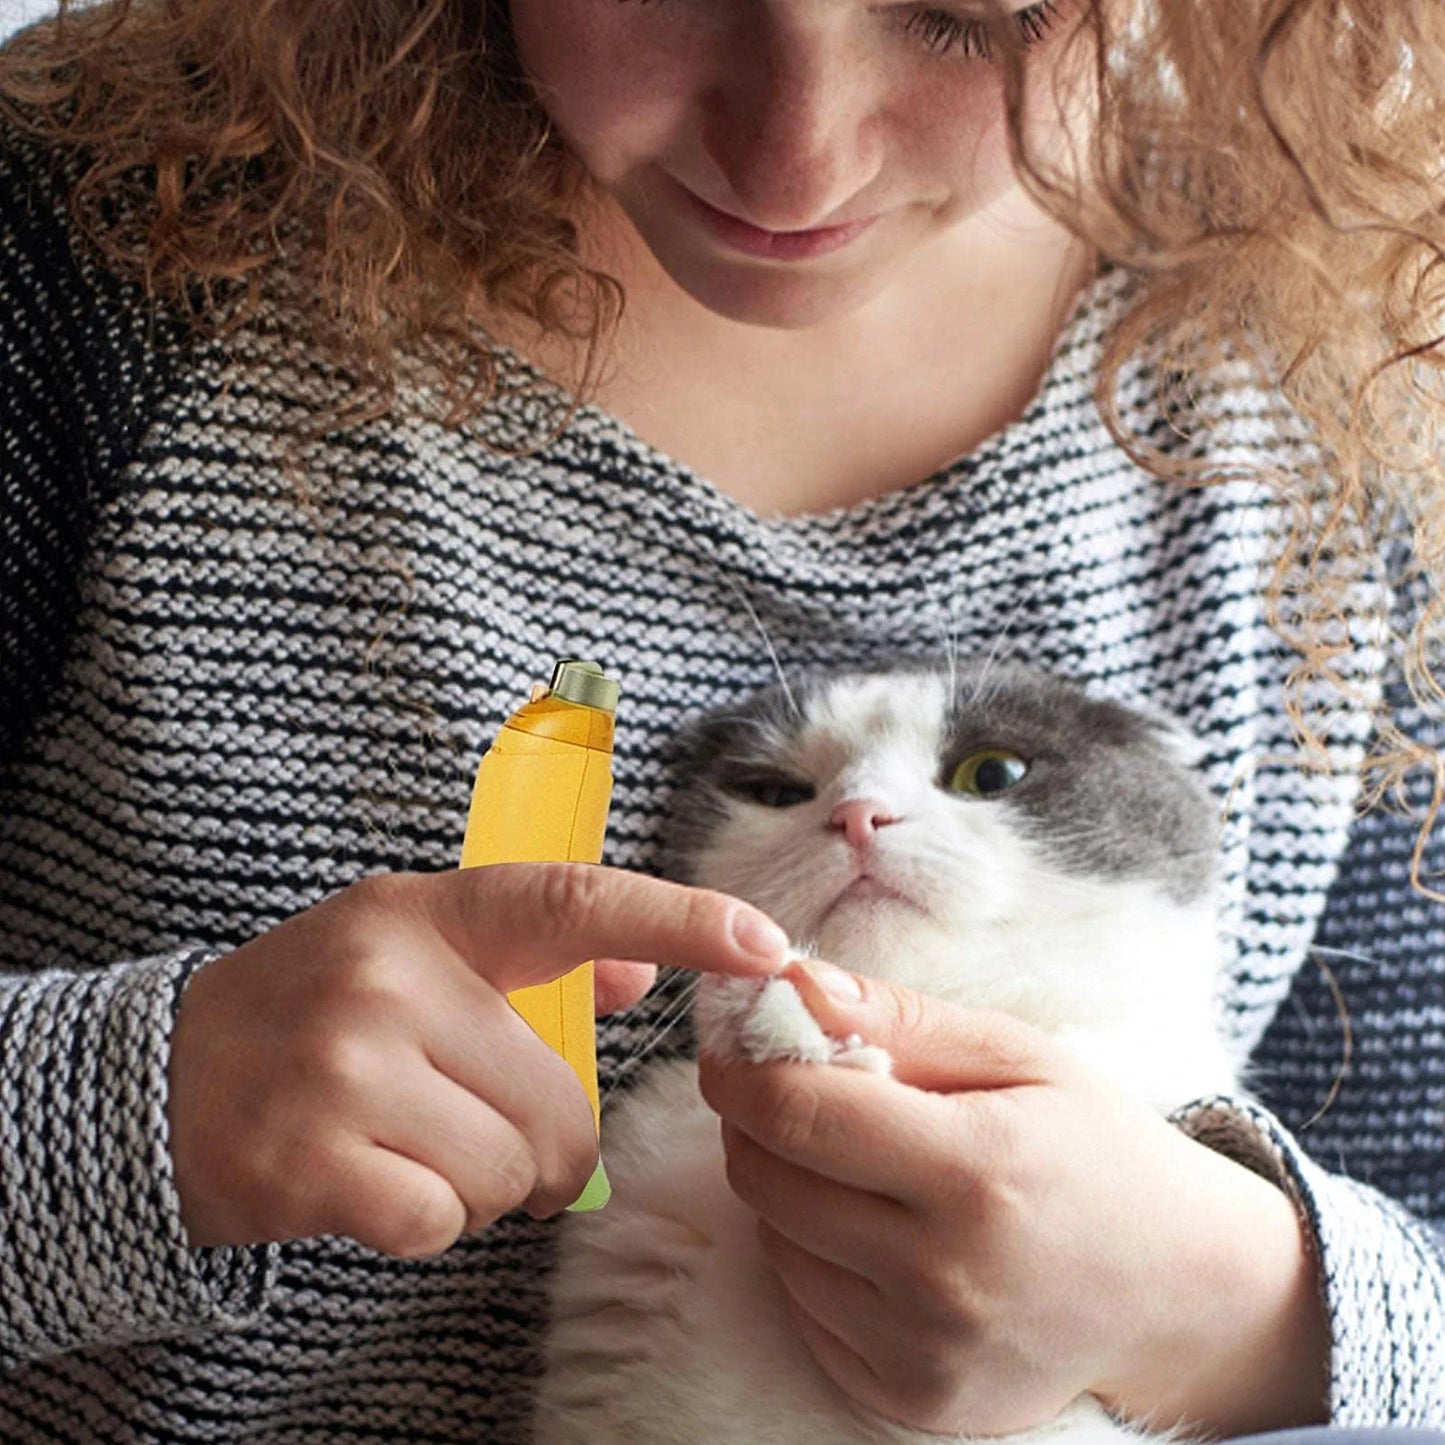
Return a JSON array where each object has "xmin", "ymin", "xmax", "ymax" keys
[{"xmin": 667, "ymin": 660, "xmax": 1221, "ymax": 1018}]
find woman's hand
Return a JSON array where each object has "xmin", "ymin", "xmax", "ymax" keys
[
  {"xmin": 167, "ymin": 864, "xmax": 788, "ymax": 1256},
  {"xmin": 698, "ymin": 960, "xmax": 1331, "ymax": 1440}
]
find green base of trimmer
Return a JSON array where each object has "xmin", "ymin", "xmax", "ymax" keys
[{"xmin": 565, "ymin": 1158, "xmax": 611, "ymax": 1212}]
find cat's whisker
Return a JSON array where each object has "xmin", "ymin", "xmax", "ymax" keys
[
  {"xmin": 921, "ymin": 575, "xmax": 962, "ymax": 701},
  {"xmin": 1307, "ymin": 943, "xmax": 1379, "ymax": 967},
  {"xmin": 614, "ymin": 975, "xmax": 694, "ymax": 1036},
  {"xmin": 603, "ymin": 1015, "xmax": 693, "ymax": 1102},
  {"xmin": 967, "ymin": 577, "xmax": 1048, "ymax": 706},
  {"xmin": 719, "ymin": 573, "xmax": 802, "ymax": 722},
  {"xmin": 617, "ymin": 969, "xmax": 700, "ymax": 1054},
  {"xmin": 601, "ymin": 971, "xmax": 702, "ymax": 1105}
]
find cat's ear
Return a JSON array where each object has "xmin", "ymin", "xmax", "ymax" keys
[
  {"xmin": 1136, "ymin": 706, "xmax": 1209, "ymax": 770},
  {"xmin": 1083, "ymin": 683, "xmax": 1210, "ymax": 770}
]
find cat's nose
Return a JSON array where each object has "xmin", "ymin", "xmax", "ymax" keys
[{"xmin": 829, "ymin": 798, "xmax": 899, "ymax": 850}]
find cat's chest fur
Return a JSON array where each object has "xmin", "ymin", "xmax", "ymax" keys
[
  {"xmin": 533, "ymin": 979, "xmax": 1194, "ymax": 1445},
  {"xmin": 536, "ymin": 1054, "xmax": 870, "ymax": 1443}
]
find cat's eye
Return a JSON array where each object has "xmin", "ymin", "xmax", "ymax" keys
[
  {"xmin": 732, "ymin": 776, "xmax": 817, "ymax": 808},
  {"xmin": 948, "ymin": 750, "xmax": 1029, "ymax": 797}
]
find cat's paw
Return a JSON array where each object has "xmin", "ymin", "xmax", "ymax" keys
[
  {"xmin": 696, "ymin": 976, "xmax": 895, "ymax": 1074},
  {"xmin": 697, "ymin": 976, "xmax": 835, "ymax": 1065}
]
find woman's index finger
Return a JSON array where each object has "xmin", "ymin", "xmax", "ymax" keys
[{"xmin": 425, "ymin": 862, "xmax": 791, "ymax": 993}]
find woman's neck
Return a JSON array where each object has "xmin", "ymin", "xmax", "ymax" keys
[{"xmin": 496, "ymin": 190, "xmax": 1096, "ymax": 518}]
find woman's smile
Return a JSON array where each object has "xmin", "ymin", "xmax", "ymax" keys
[{"xmin": 672, "ymin": 178, "xmax": 881, "ymax": 261}]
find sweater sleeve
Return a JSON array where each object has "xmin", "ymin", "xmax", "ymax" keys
[
  {"xmin": 0, "ymin": 109, "xmax": 276, "ymax": 1369},
  {"xmin": 1172, "ymin": 622, "xmax": 1445, "ymax": 1426},
  {"xmin": 0, "ymin": 949, "xmax": 276, "ymax": 1369},
  {"xmin": 1170, "ymin": 1095, "xmax": 1445, "ymax": 1427}
]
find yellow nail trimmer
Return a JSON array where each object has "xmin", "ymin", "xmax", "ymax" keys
[{"xmin": 459, "ymin": 658, "xmax": 619, "ymax": 1212}]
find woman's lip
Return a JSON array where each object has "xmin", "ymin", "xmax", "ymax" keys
[{"xmin": 680, "ymin": 186, "xmax": 878, "ymax": 261}]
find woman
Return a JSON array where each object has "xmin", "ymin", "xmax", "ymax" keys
[{"xmin": 0, "ymin": 1, "xmax": 1441, "ymax": 1440}]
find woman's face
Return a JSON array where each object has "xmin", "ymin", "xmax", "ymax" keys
[{"xmin": 508, "ymin": 0, "xmax": 1087, "ymax": 329}]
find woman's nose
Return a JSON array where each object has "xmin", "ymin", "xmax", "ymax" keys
[
  {"xmin": 699, "ymin": 24, "xmax": 882, "ymax": 231},
  {"xmin": 829, "ymin": 798, "xmax": 900, "ymax": 850}
]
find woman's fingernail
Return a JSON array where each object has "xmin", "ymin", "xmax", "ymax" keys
[
  {"xmin": 730, "ymin": 910, "xmax": 790, "ymax": 968},
  {"xmin": 798, "ymin": 960, "xmax": 863, "ymax": 1003}
]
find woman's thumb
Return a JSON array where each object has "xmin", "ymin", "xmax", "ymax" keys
[{"xmin": 782, "ymin": 958, "xmax": 1058, "ymax": 1093}]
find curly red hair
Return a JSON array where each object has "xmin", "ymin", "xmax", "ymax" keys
[{"xmin": 3, "ymin": 0, "xmax": 1444, "ymax": 863}]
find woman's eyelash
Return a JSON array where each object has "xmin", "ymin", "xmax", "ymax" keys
[
  {"xmin": 905, "ymin": 0, "xmax": 1063, "ymax": 59},
  {"xmin": 620, "ymin": 0, "xmax": 1065, "ymax": 62}
]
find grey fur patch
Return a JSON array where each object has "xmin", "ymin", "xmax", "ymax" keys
[{"xmin": 940, "ymin": 660, "xmax": 1218, "ymax": 904}]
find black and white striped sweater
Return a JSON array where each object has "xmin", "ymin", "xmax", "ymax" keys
[{"xmin": 1, "ymin": 110, "xmax": 1443, "ymax": 1444}]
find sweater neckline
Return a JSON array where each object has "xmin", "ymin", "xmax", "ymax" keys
[{"xmin": 484, "ymin": 263, "xmax": 1140, "ymax": 545}]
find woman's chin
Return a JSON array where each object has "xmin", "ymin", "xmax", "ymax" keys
[
  {"xmin": 678, "ymin": 264, "xmax": 889, "ymax": 331},
  {"xmin": 630, "ymin": 215, "xmax": 902, "ymax": 332}
]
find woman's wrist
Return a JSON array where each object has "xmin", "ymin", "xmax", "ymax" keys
[{"xmin": 1098, "ymin": 1136, "xmax": 1332, "ymax": 1438}]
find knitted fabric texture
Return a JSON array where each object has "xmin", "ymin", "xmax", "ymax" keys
[{"xmin": 1, "ymin": 112, "xmax": 1443, "ymax": 1442}]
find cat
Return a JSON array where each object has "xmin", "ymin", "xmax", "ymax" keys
[{"xmin": 532, "ymin": 658, "xmax": 1240, "ymax": 1445}]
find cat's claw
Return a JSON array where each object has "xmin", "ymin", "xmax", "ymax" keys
[
  {"xmin": 696, "ymin": 978, "xmax": 893, "ymax": 1074},
  {"xmin": 831, "ymin": 1035, "xmax": 893, "ymax": 1075}
]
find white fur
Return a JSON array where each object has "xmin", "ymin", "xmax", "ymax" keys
[
  {"xmin": 696, "ymin": 972, "xmax": 893, "ymax": 1075},
  {"xmin": 536, "ymin": 1043, "xmax": 1146, "ymax": 1445},
  {"xmin": 532, "ymin": 674, "xmax": 1235, "ymax": 1445}
]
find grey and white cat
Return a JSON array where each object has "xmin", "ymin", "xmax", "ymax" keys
[{"xmin": 533, "ymin": 659, "xmax": 1240, "ymax": 1445}]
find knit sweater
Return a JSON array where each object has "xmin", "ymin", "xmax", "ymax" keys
[{"xmin": 1, "ymin": 110, "xmax": 1442, "ymax": 1445}]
